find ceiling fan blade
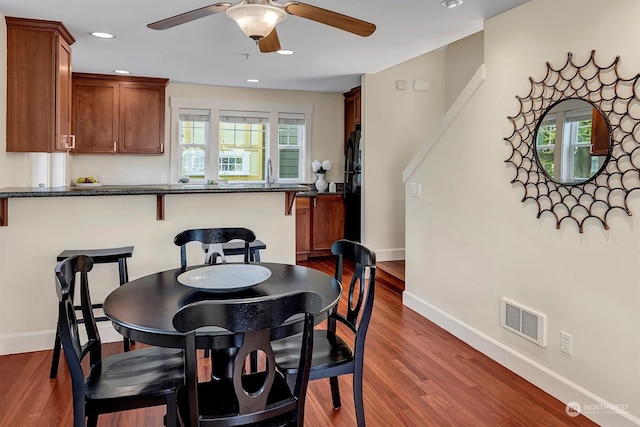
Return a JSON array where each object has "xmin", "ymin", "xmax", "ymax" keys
[
  {"xmin": 147, "ymin": 3, "xmax": 232, "ymax": 30},
  {"xmin": 259, "ymin": 28, "xmax": 282, "ymax": 53},
  {"xmin": 285, "ymin": 2, "xmax": 376, "ymax": 37}
]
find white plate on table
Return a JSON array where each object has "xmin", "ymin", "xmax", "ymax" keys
[
  {"xmin": 177, "ymin": 264, "xmax": 272, "ymax": 292},
  {"xmin": 75, "ymin": 182, "xmax": 102, "ymax": 187}
]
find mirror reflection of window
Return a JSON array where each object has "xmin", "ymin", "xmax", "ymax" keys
[{"xmin": 535, "ymin": 99, "xmax": 609, "ymax": 184}]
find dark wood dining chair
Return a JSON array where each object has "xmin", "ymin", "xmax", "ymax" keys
[
  {"xmin": 55, "ymin": 255, "xmax": 185, "ymax": 427},
  {"xmin": 173, "ymin": 227, "xmax": 257, "ymax": 268},
  {"xmin": 174, "ymin": 227, "xmax": 259, "ymax": 361},
  {"xmin": 172, "ymin": 290, "xmax": 322, "ymax": 427},
  {"xmin": 272, "ymin": 239, "xmax": 376, "ymax": 427}
]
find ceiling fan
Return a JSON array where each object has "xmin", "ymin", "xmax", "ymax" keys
[{"xmin": 147, "ymin": 0, "xmax": 376, "ymax": 53}]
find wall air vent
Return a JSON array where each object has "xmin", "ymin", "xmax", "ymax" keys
[{"xmin": 500, "ymin": 298, "xmax": 546, "ymax": 347}]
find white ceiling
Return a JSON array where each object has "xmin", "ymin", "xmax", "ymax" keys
[{"xmin": 0, "ymin": 0, "xmax": 528, "ymax": 93}]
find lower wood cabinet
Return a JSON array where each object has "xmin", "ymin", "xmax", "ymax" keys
[{"xmin": 296, "ymin": 194, "xmax": 345, "ymax": 260}]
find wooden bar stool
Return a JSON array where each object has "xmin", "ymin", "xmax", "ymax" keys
[{"xmin": 49, "ymin": 246, "xmax": 134, "ymax": 379}]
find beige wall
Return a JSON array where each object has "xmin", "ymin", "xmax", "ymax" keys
[
  {"xmin": 404, "ymin": 0, "xmax": 640, "ymax": 425},
  {"xmin": 362, "ymin": 52, "xmax": 445, "ymax": 260},
  {"xmin": 444, "ymin": 31, "xmax": 484, "ymax": 111}
]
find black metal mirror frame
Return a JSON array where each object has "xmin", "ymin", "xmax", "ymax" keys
[{"xmin": 504, "ymin": 50, "xmax": 640, "ymax": 232}]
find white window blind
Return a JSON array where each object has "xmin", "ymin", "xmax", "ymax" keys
[{"xmin": 219, "ymin": 110, "xmax": 269, "ymax": 123}]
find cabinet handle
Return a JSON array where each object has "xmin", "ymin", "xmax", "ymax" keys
[
  {"xmin": 113, "ymin": 142, "xmax": 117, "ymax": 152},
  {"xmin": 69, "ymin": 135, "xmax": 76, "ymax": 149},
  {"xmin": 313, "ymin": 197, "xmax": 316, "ymax": 208},
  {"xmin": 160, "ymin": 142, "xmax": 164, "ymax": 153}
]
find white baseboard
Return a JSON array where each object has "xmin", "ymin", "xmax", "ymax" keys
[
  {"xmin": 402, "ymin": 291, "xmax": 640, "ymax": 427},
  {"xmin": 374, "ymin": 248, "xmax": 405, "ymax": 262},
  {"xmin": 0, "ymin": 325, "xmax": 125, "ymax": 356}
]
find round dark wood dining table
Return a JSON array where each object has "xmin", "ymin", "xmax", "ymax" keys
[{"xmin": 103, "ymin": 262, "xmax": 342, "ymax": 350}]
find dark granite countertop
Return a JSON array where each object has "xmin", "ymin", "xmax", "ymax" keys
[{"xmin": 0, "ymin": 183, "xmax": 311, "ymax": 198}]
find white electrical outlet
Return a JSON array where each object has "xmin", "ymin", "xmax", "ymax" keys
[
  {"xmin": 408, "ymin": 182, "xmax": 422, "ymax": 198},
  {"xmin": 161, "ymin": 175, "xmax": 167, "ymax": 184},
  {"xmin": 560, "ymin": 331, "xmax": 572, "ymax": 356}
]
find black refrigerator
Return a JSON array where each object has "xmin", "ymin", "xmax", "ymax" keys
[{"xmin": 344, "ymin": 125, "xmax": 362, "ymax": 242}]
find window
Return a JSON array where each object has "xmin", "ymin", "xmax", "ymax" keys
[
  {"xmin": 536, "ymin": 114, "xmax": 557, "ymax": 178},
  {"xmin": 536, "ymin": 105, "xmax": 603, "ymax": 182},
  {"xmin": 278, "ymin": 113, "xmax": 305, "ymax": 180},
  {"xmin": 178, "ymin": 109, "xmax": 209, "ymax": 180},
  {"xmin": 170, "ymin": 98, "xmax": 312, "ymax": 184},
  {"xmin": 219, "ymin": 111, "xmax": 268, "ymax": 182}
]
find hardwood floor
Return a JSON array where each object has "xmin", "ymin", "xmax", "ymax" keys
[
  {"xmin": 377, "ymin": 260, "xmax": 405, "ymax": 293},
  {"xmin": 377, "ymin": 260, "xmax": 405, "ymax": 281},
  {"xmin": 0, "ymin": 257, "xmax": 597, "ymax": 426}
]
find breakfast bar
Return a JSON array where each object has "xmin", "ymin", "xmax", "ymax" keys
[{"xmin": 0, "ymin": 183, "xmax": 309, "ymax": 226}]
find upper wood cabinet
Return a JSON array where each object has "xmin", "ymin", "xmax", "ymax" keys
[
  {"xmin": 343, "ymin": 86, "xmax": 361, "ymax": 147},
  {"xmin": 6, "ymin": 17, "xmax": 75, "ymax": 152},
  {"xmin": 71, "ymin": 73, "xmax": 169, "ymax": 154}
]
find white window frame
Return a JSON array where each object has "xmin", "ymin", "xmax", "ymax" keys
[
  {"xmin": 277, "ymin": 113, "xmax": 306, "ymax": 183},
  {"xmin": 170, "ymin": 97, "xmax": 313, "ymax": 184},
  {"xmin": 178, "ymin": 109, "xmax": 210, "ymax": 180}
]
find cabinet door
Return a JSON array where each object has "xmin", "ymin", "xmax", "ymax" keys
[
  {"xmin": 296, "ymin": 197, "xmax": 312, "ymax": 258},
  {"xmin": 590, "ymin": 107, "xmax": 609, "ymax": 156},
  {"xmin": 344, "ymin": 95, "xmax": 355, "ymax": 148},
  {"xmin": 312, "ymin": 195, "xmax": 345, "ymax": 251},
  {"xmin": 55, "ymin": 37, "xmax": 73, "ymax": 150},
  {"xmin": 353, "ymin": 87, "xmax": 361, "ymax": 124},
  {"xmin": 343, "ymin": 86, "xmax": 361, "ymax": 149},
  {"xmin": 6, "ymin": 18, "xmax": 75, "ymax": 153},
  {"xmin": 119, "ymin": 83, "xmax": 165, "ymax": 154},
  {"xmin": 72, "ymin": 79, "xmax": 119, "ymax": 153},
  {"xmin": 6, "ymin": 27, "xmax": 56, "ymax": 152}
]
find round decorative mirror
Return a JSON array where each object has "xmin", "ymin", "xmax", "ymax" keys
[
  {"xmin": 504, "ymin": 51, "xmax": 640, "ymax": 232},
  {"xmin": 533, "ymin": 98, "xmax": 611, "ymax": 185}
]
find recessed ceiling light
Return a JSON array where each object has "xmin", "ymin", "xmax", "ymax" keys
[
  {"xmin": 277, "ymin": 49, "xmax": 295, "ymax": 55},
  {"xmin": 441, "ymin": 0, "xmax": 463, "ymax": 8},
  {"xmin": 246, "ymin": 79, "xmax": 260, "ymax": 83},
  {"xmin": 114, "ymin": 70, "xmax": 131, "ymax": 74},
  {"xmin": 91, "ymin": 32, "xmax": 115, "ymax": 39}
]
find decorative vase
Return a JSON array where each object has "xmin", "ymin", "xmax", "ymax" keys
[{"xmin": 315, "ymin": 173, "xmax": 328, "ymax": 193}]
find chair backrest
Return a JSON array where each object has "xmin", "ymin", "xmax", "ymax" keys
[
  {"xmin": 330, "ymin": 239, "xmax": 376, "ymax": 353},
  {"xmin": 173, "ymin": 227, "xmax": 257, "ymax": 268},
  {"xmin": 55, "ymin": 254, "xmax": 101, "ymax": 424},
  {"xmin": 173, "ymin": 291, "xmax": 322, "ymax": 427}
]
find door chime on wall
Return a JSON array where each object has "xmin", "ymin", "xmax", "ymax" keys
[{"xmin": 504, "ymin": 50, "xmax": 640, "ymax": 232}]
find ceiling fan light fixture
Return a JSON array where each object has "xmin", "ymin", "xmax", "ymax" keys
[
  {"xmin": 441, "ymin": 0, "xmax": 463, "ymax": 8},
  {"xmin": 226, "ymin": 3, "xmax": 287, "ymax": 41}
]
